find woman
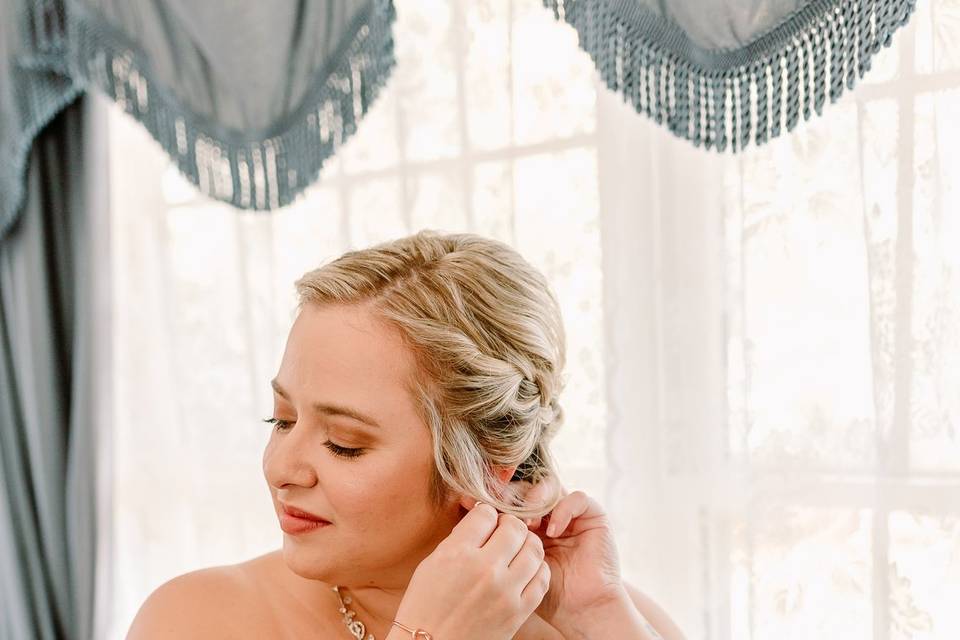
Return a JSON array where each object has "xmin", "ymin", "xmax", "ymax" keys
[{"xmin": 127, "ymin": 230, "xmax": 686, "ymax": 640}]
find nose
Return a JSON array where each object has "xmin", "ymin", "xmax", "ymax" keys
[{"xmin": 262, "ymin": 425, "xmax": 318, "ymax": 490}]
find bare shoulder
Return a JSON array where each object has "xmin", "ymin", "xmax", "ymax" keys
[
  {"xmin": 622, "ymin": 581, "xmax": 688, "ymax": 640},
  {"xmin": 125, "ymin": 561, "xmax": 265, "ymax": 640}
]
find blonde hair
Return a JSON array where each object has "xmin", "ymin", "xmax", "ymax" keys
[{"xmin": 293, "ymin": 229, "xmax": 566, "ymax": 519}]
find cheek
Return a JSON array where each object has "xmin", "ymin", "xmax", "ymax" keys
[{"xmin": 331, "ymin": 456, "xmax": 435, "ymax": 529}]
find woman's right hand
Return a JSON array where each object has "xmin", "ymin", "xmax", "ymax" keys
[{"xmin": 393, "ymin": 501, "xmax": 551, "ymax": 640}]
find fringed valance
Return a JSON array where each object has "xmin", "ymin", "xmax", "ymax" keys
[
  {"xmin": 545, "ymin": 0, "xmax": 916, "ymax": 151},
  {"xmin": 1, "ymin": 0, "xmax": 396, "ymax": 238},
  {"xmin": 2, "ymin": 0, "xmax": 920, "ymax": 239}
]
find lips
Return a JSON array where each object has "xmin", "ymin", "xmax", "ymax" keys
[
  {"xmin": 280, "ymin": 503, "xmax": 330, "ymax": 523},
  {"xmin": 278, "ymin": 504, "xmax": 331, "ymax": 536}
]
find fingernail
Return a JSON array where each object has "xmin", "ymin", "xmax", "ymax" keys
[
  {"xmin": 474, "ymin": 501, "xmax": 484, "ymax": 509},
  {"xmin": 546, "ymin": 522, "xmax": 557, "ymax": 537}
]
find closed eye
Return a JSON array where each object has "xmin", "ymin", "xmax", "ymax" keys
[
  {"xmin": 263, "ymin": 417, "xmax": 294, "ymax": 432},
  {"xmin": 323, "ymin": 441, "xmax": 365, "ymax": 459},
  {"xmin": 262, "ymin": 417, "xmax": 366, "ymax": 460}
]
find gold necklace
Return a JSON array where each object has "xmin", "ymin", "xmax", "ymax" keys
[
  {"xmin": 331, "ymin": 585, "xmax": 374, "ymax": 640},
  {"xmin": 332, "ymin": 586, "xmax": 434, "ymax": 639}
]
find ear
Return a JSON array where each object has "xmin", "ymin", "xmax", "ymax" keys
[
  {"xmin": 456, "ymin": 465, "xmax": 518, "ymax": 512},
  {"xmin": 492, "ymin": 464, "xmax": 518, "ymax": 485}
]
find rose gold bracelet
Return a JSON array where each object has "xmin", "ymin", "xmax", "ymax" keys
[{"xmin": 391, "ymin": 620, "xmax": 433, "ymax": 639}]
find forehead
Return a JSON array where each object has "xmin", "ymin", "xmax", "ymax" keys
[{"xmin": 276, "ymin": 303, "xmax": 419, "ymax": 417}]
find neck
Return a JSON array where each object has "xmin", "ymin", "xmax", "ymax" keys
[
  {"xmin": 274, "ymin": 552, "xmax": 421, "ymax": 640},
  {"xmin": 335, "ymin": 581, "xmax": 409, "ymax": 640},
  {"xmin": 279, "ymin": 503, "xmax": 468, "ymax": 638}
]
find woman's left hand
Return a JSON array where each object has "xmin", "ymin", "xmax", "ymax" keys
[{"xmin": 506, "ymin": 480, "xmax": 626, "ymax": 628}]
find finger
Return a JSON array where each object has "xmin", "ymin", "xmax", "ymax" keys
[
  {"xmin": 481, "ymin": 513, "xmax": 529, "ymax": 563},
  {"xmin": 514, "ymin": 477, "xmax": 567, "ymax": 530},
  {"xmin": 520, "ymin": 560, "xmax": 551, "ymax": 608},
  {"xmin": 522, "ymin": 481, "xmax": 558, "ymax": 531},
  {"xmin": 545, "ymin": 490, "xmax": 592, "ymax": 537},
  {"xmin": 447, "ymin": 501, "xmax": 500, "ymax": 548},
  {"xmin": 457, "ymin": 494, "xmax": 492, "ymax": 512},
  {"xmin": 507, "ymin": 531, "xmax": 545, "ymax": 586}
]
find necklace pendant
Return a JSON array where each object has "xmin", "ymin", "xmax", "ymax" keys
[
  {"xmin": 334, "ymin": 586, "xmax": 375, "ymax": 640},
  {"xmin": 347, "ymin": 619, "xmax": 367, "ymax": 639}
]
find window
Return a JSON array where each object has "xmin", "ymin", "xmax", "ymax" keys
[
  {"xmin": 106, "ymin": 2, "xmax": 605, "ymax": 637},
  {"xmin": 104, "ymin": 1, "xmax": 959, "ymax": 638}
]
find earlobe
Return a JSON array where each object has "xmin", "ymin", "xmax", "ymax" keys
[{"xmin": 457, "ymin": 495, "xmax": 481, "ymax": 512}]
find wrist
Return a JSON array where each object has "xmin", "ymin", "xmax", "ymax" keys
[
  {"xmin": 391, "ymin": 605, "xmax": 441, "ymax": 639},
  {"xmin": 558, "ymin": 584, "xmax": 631, "ymax": 624},
  {"xmin": 552, "ymin": 586, "xmax": 651, "ymax": 640},
  {"xmin": 387, "ymin": 620, "xmax": 435, "ymax": 639}
]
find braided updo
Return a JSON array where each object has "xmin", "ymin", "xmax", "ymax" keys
[{"xmin": 293, "ymin": 229, "xmax": 566, "ymax": 519}]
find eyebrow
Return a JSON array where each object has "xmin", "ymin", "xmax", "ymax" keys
[{"xmin": 270, "ymin": 378, "xmax": 381, "ymax": 429}]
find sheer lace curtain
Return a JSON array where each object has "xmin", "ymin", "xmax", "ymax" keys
[{"xmin": 103, "ymin": 1, "xmax": 959, "ymax": 639}]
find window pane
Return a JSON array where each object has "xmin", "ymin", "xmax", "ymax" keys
[
  {"xmin": 725, "ymin": 104, "xmax": 878, "ymax": 469},
  {"xmin": 888, "ymin": 511, "xmax": 960, "ymax": 640},
  {"xmin": 514, "ymin": 148, "xmax": 604, "ymax": 470},
  {"xmin": 909, "ymin": 90, "xmax": 960, "ymax": 471},
  {"xmin": 731, "ymin": 508, "xmax": 874, "ymax": 640}
]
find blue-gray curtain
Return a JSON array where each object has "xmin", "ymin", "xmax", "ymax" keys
[
  {"xmin": 1, "ymin": 2, "xmax": 398, "ymax": 638},
  {"xmin": 0, "ymin": 96, "xmax": 107, "ymax": 640},
  {"xmin": 0, "ymin": 1, "xmax": 923, "ymax": 638},
  {"xmin": 1, "ymin": 0, "xmax": 398, "ymax": 238},
  {"xmin": 1, "ymin": 0, "xmax": 920, "ymax": 240},
  {"xmin": 545, "ymin": 0, "xmax": 917, "ymax": 151}
]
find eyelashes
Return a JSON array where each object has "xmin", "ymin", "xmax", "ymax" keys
[
  {"xmin": 262, "ymin": 418, "xmax": 366, "ymax": 459},
  {"xmin": 322, "ymin": 441, "xmax": 365, "ymax": 459},
  {"xmin": 263, "ymin": 417, "xmax": 294, "ymax": 432}
]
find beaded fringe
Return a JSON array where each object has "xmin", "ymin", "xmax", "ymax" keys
[
  {"xmin": 2, "ymin": 0, "xmax": 919, "ymax": 236},
  {"xmin": 42, "ymin": 0, "xmax": 394, "ymax": 214},
  {"xmin": 77, "ymin": 0, "xmax": 396, "ymax": 210},
  {"xmin": 544, "ymin": 0, "xmax": 916, "ymax": 151},
  {"xmin": 5, "ymin": 0, "xmax": 396, "ymax": 230}
]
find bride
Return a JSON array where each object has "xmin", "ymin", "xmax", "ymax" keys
[{"xmin": 126, "ymin": 230, "xmax": 686, "ymax": 640}]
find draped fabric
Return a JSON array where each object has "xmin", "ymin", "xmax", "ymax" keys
[
  {"xmin": 0, "ymin": 0, "xmax": 397, "ymax": 238},
  {"xmin": 0, "ymin": 1, "xmax": 946, "ymax": 639},
  {"xmin": 0, "ymin": 0, "xmax": 922, "ymax": 241},
  {"xmin": 546, "ymin": 0, "xmax": 918, "ymax": 151},
  {"xmin": 0, "ymin": 96, "xmax": 111, "ymax": 640},
  {"xmin": 104, "ymin": 1, "xmax": 959, "ymax": 638}
]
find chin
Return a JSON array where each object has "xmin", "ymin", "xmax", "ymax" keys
[{"xmin": 280, "ymin": 541, "xmax": 342, "ymax": 582}]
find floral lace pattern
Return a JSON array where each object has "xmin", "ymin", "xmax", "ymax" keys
[
  {"xmin": 723, "ymin": 1, "xmax": 960, "ymax": 636},
  {"xmin": 107, "ymin": 1, "xmax": 957, "ymax": 639}
]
